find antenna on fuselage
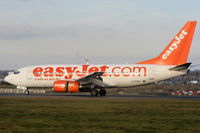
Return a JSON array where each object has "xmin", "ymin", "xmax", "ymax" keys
[{"xmin": 76, "ymin": 53, "xmax": 90, "ymax": 64}]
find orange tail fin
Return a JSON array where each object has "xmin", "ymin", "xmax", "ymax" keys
[{"xmin": 137, "ymin": 21, "xmax": 197, "ymax": 65}]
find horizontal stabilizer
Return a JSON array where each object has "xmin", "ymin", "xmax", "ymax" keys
[{"xmin": 169, "ymin": 63, "xmax": 191, "ymax": 71}]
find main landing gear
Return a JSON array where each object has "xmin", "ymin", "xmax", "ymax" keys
[{"xmin": 91, "ymin": 89, "xmax": 107, "ymax": 96}]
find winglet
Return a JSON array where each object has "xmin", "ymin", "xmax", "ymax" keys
[{"xmin": 137, "ymin": 21, "xmax": 197, "ymax": 65}]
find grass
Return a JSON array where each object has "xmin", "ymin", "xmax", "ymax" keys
[{"xmin": 0, "ymin": 97, "xmax": 200, "ymax": 133}]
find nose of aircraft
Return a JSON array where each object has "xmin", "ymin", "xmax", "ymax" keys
[{"xmin": 4, "ymin": 75, "xmax": 12, "ymax": 84}]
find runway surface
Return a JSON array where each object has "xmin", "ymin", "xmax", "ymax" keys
[{"xmin": 1, "ymin": 93, "xmax": 200, "ymax": 100}]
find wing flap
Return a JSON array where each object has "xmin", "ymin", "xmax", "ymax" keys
[
  {"xmin": 76, "ymin": 72, "xmax": 110, "ymax": 88},
  {"xmin": 90, "ymin": 78, "xmax": 110, "ymax": 87}
]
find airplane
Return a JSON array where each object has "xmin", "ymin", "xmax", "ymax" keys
[{"xmin": 4, "ymin": 21, "xmax": 197, "ymax": 96}]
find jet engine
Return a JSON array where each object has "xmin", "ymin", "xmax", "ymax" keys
[
  {"xmin": 53, "ymin": 80, "xmax": 93, "ymax": 92},
  {"xmin": 53, "ymin": 80, "xmax": 80, "ymax": 92}
]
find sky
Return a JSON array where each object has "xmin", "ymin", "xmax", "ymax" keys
[{"xmin": 0, "ymin": 0, "xmax": 200, "ymax": 69}]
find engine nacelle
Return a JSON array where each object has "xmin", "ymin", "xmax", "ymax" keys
[{"xmin": 53, "ymin": 80, "xmax": 80, "ymax": 92}]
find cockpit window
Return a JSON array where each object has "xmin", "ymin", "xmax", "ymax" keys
[
  {"xmin": 13, "ymin": 71, "xmax": 20, "ymax": 74},
  {"xmin": 8, "ymin": 70, "xmax": 20, "ymax": 75}
]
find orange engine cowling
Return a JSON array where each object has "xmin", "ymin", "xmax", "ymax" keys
[{"xmin": 53, "ymin": 80, "xmax": 80, "ymax": 92}]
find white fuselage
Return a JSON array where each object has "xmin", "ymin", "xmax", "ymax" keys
[{"xmin": 4, "ymin": 64, "xmax": 186, "ymax": 89}]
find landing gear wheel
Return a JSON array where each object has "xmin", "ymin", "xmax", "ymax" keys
[
  {"xmin": 99, "ymin": 89, "xmax": 106, "ymax": 96},
  {"xmin": 25, "ymin": 90, "xmax": 29, "ymax": 95},
  {"xmin": 91, "ymin": 89, "xmax": 98, "ymax": 96}
]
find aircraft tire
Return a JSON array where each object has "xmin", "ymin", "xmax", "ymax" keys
[
  {"xmin": 99, "ymin": 89, "xmax": 106, "ymax": 96},
  {"xmin": 91, "ymin": 89, "xmax": 98, "ymax": 96},
  {"xmin": 25, "ymin": 90, "xmax": 29, "ymax": 95}
]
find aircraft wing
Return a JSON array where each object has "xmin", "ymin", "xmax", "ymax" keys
[
  {"xmin": 79, "ymin": 72, "xmax": 104, "ymax": 79},
  {"xmin": 76, "ymin": 72, "xmax": 110, "ymax": 88}
]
